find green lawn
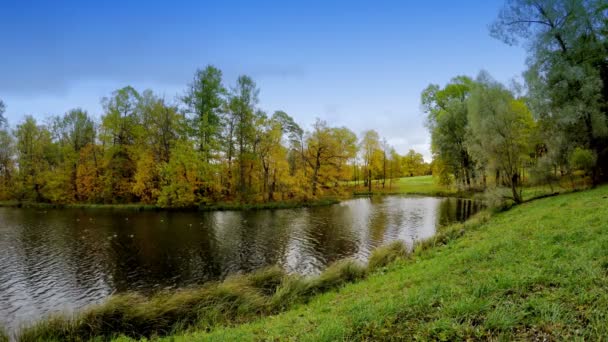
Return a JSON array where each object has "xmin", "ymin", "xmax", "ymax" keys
[
  {"xmin": 390, "ymin": 175, "xmax": 455, "ymax": 195},
  {"xmin": 142, "ymin": 185, "xmax": 608, "ymax": 341},
  {"xmin": 350, "ymin": 175, "xmax": 460, "ymax": 197}
]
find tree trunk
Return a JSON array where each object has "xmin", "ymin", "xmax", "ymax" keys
[
  {"xmin": 311, "ymin": 152, "xmax": 321, "ymax": 196},
  {"xmin": 511, "ymin": 172, "xmax": 522, "ymax": 204},
  {"xmin": 269, "ymin": 170, "xmax": 276, "ymax": 202},
  {"xmin": 368, "ymin": 169, "xmax": 372, "ymax": 193}
]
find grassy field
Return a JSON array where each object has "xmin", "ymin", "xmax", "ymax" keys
[
  {"xmin": 349, "ymin": 175, "xmax": 462, "ymax": 197},
  {"xmin": 129, "ymin": 184, "xmax": 608, "ymax": 341},
  {"xmin": 352, "ymin": 175, "xmax": 589, "ymax": 202}
]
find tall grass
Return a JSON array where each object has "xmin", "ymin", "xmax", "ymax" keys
[
  {"xmin": 17, "ymin": 255, "xmax": 384, "ymax": 341},
  {"xmin": 0, "ymin": 327, "xmax": 8, "ymax": 342},
  {"xmin": 367, "ymin": 241, "xmax": 409, "ymax": 271}
]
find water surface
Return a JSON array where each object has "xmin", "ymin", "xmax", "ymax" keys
[{"xmin": 0, "ymin": 196, "xmax": 481, "ymax": 332}]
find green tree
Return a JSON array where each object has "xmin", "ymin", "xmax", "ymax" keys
[
  {"xmin": 422, "ymin": 76, "xmax": 477, "ymax": 187},
  {"xmin": 50, "ymin": 108, "xmax": 96, "ymax": 201},
  {"xmin": 0, "ymin": 100, "xmax": 13, "ymax": 198},
  {"xmin": 272, "ymin": 110, "xmax": 304, "ymax": 176},
  {"xmin": 14, "ymin": 116, "xmax": 55, "ymax": 201},
  {"xmin": 305, "ymin": 120, "xmax": 357, "ymax": 196},
  {"xmin": 466, "ymin": 74, "xmax": 535, "ymax": 203},
  {"xmin": 100, "ymin": 86, "xmax": 143, "ymax": 203},
  {"xmin": 0, "ymin": 100, "xmax": 6, "ymax": 127},
  {"xmin": 360, "ymin": 130, "xmax": 383, "ymax": 191},
  {"xmin": 158, "ymin": 141, "xmax": 207, "ymax": 208},
  {"xmin": 492, "ymin": 0, "xmax": 608, "ymax": 184},
  {"xmin": 182, "ymin": 65, "xmax": 226, "ymax": 162},
  {"xmin": 229, "ymin": 75, "xmax": 260, "ymax": 198},
  {"xmin": 402, "ymin": 149, "xmax": 426, "ymax": 177}
]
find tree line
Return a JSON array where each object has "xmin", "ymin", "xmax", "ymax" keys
[
  {"xmin": 422, "ymin": 0, "xmax": 608, "ymax": 203},
  {"xmin": 0, "ymin": 70, "xmax": 428, "ymax": 207}
]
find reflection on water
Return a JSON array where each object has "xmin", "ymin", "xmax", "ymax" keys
[{"xmin": 0, "ymin": 196, "xmax": 481, "ymax": 332}]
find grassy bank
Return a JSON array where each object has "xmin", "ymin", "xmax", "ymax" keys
[
  {"xmin": 0, "ymin": 198, "xmax": 340, "ymax": 212},
  {"xmin": 137, "ymin": 184, "xmax": 608, "ymax": 341},
  {"xmin": 18, "ymin": 241, "xmax": 416, "ymax": 341},
  {"xmin": 350, "ymin": 175, "xmax": 462, "ymax": 197},
  {"xmin": 351, "ymin": 175, "xmax": 589, "ymax": 200}
]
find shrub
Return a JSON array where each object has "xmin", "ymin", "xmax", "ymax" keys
[{"xmin": 568, "ymin": 147, "xmax": 597, "ymax": 174}]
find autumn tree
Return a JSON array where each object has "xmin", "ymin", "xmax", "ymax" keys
[
  {"xmin": 100, "ymin": 86, "xmax": 143, "ymax": 203},
  {"xmin": 132, "ymin": 91, "xmax": 185, "ymax": 203},
  {"xmin": 402, "ymin": 149, "xmax": 426, "ymax": 177},
  {"xmin": 0, "ymin": 100, "xmax": 14, "ymax": 199},
  {"xmin": 50, "ymin": 109, "xmax": 96, "ymax": 201},
  {"xmin": 305, "ymin": 120, "xmax": 357, "ymax": 196},
  {"xmin": 360, "ymin": 130, "xmax": 383, "ymax": 191},
  {"xmin": 14, "ymin": 116, "xmax": 55, "ymax": 201},
  {"xmin": 157, "ymin": 141, "xmax": 207, "ymax": 208}
]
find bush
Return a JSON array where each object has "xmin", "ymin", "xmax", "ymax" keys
[
  {"xmin": 569, "ymin": 147, "xmax": 597, "ymax": 174},
  {"xmin": 481, "ymin": 187, "xmax": 515, "ymax": 211}
]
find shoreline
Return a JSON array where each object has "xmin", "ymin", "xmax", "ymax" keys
[{"xmin": 0, "ymin": 198, "xmax": 342, "ymax": 212}]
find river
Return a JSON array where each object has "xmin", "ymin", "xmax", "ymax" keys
[{"xmin": 0, "ymin": 195, "xmax": 481, "ymax": 332}]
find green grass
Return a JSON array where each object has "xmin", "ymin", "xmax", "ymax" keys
[
  {"xmin": 138, "ymin": 184, "xmax": 608, "ymax": 341},
  {"xmin": 351, "ymin": 175, "xmax": 468, "ymax": 197},
  {"xmin": 351, "ymin": 175, "xmax": 590, "ymax": 200}
]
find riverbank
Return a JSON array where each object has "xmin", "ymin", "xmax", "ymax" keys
[
  {"xmin": 17, "ymin": 185, "xmax": 608, "ymax": 340},
  {"xmin": 0, "ymin": 176, "xmax": 456, "ymax": 212},
  {"xmin": 16, "ymin": 241, "xmax": 418, "ymax": 341},
  {"xmin": 0, "ymin": 198, "xmax": 341, "ymax": 212},
  {"xmin": 128, "ymin": 184, "xmax": 607, "ymax": 340},
  {"xmin": 1, "ymin": 175, "xmax": 575, "ymax": 212}
]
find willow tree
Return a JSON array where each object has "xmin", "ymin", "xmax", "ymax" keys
[
  {"xmin": 467, "ymin": 74, "xmax": 535, "ymax": 203},
  {"xmin": 492, "ymin": 0, "xmax": 608, "ymax": 184},
  {"xmin": 422, "ymin": 76, "xmax": 477, "ymax": 187}
]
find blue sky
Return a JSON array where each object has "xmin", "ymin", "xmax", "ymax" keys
[{"xmin": 0, "ymin": 0, "xmax": 526, "ymax": 160}]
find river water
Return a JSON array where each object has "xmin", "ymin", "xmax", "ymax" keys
[{"xmin": 0, "ymin": 196, "xmax": 481, "ymax": 332}]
